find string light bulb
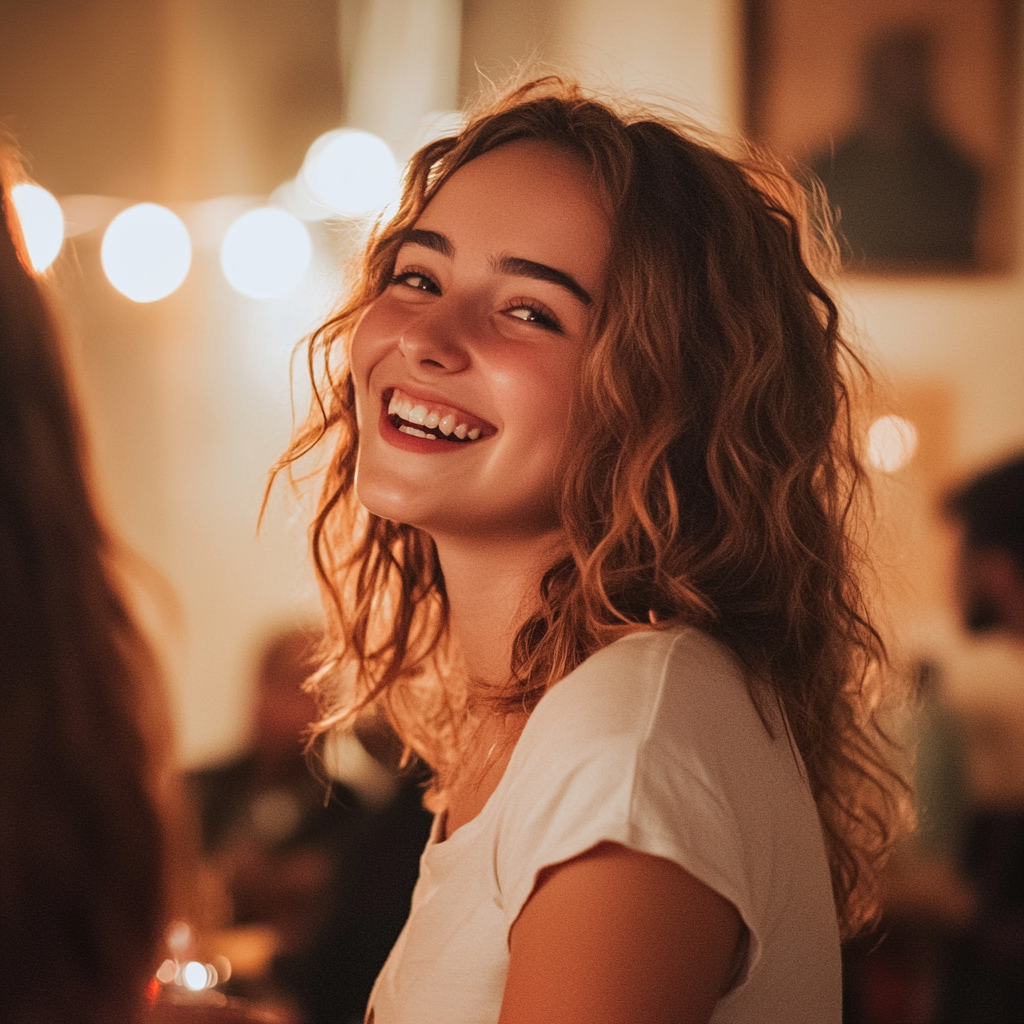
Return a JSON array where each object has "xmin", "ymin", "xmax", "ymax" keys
[
  {"xmin": 10, "ymin": 183, "xmax": 64, "ymax": 272},
  {"xmin": 101, "ymin": 203, "xmax": 191, "ymax": 302},
  {"xmin": 867, "ymin": 415, "xmax": 919, "ymax": 473},
  {"xmin": 220, "ymin": 206, "xmax": 312, "ymax": 299},
  {"xmin": 300, "ymin": 129, "xmax": 400, "ymax": 217}
]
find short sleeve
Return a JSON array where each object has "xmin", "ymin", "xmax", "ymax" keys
[{"xmin": 490, "ymin": 630, "xmax": 769, "ymax": 985}]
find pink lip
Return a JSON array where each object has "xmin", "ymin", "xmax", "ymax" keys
[{"xmin": 377, "ymin": 386, "xmax": 496, "ymax": 453}]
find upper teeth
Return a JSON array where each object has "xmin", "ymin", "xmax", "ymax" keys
[{"xmin": 388, "ymin": 389, "xmax": 482, "ymax": 440}]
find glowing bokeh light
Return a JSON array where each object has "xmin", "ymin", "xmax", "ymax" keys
[
  {"xmin": 301, "ymin": 129, "xmax": 400, "ymax": 217},
  {"xmin": 101, "ymin": 203, "xmax": 191, "ymax": 302},
  {"xmin": 270, "ymin": 178, "xmax": 333, "ymax": 221},
  {"xmin": 220, "ymin": 206, "xmax": 312, "ymax": 299},
  {"xmin": 155, "ymin": 959, "xmax": 177, "ymax": 985},
  {"xmin": 10, "ymin": 183, "xmax": 64, "ymax": 272},
  {"xmin": 165, "ymin": 920, "xmax": 193, "ymax": 955},
  {"xmin": 181, "ymin": 960, "xmax": 209, "ymax": 991},
  {"xmin": 213, "ymin": 955, "xmax": 232, "ymax": 983},
  {"xmin": 867, "ymin": 415, "xmax": 919, "ymax": 473}
]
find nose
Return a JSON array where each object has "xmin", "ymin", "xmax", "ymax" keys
[{"xmin": 397, "ymin": 305, "xmax": 471, "ymax": 373}]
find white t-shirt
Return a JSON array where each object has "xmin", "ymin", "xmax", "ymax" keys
[{"xmin": 367, "ymin": 628, "xmax": 841, "ymax": 1023}]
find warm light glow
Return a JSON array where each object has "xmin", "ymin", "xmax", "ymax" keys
[
  {"xmin": 181, "ymin": 960, "xmax": 209, "ymax": 991},
  {"xmin": 220, "ymin": 206, "xmax": 312, "ymax": 299},
  {"xmin": 301, "ymin": 129, "xmax": 400, "ymax": 217},
  {"xmin": 166, "ymin": 920, "xmax": 192, "ymax": 953},
  {"xmin": 101, "ymin": 203, "xmax": 191, "ymax": 302},
  {"xmin": 271, "ymin": 177, "xmax": 333, "ymax": 221},
  {"xmin": 10, "ymin": 183, "xmax": 64, "ymax": 272},
  {"xmin": 867, "ymin": 415, "xmax": 919, "ymax": 473},
  {"xmin": 324, "ymin": 730, "xmax": 400, "ymax": 810},
  {"xmin": 213, "ymin": 955, "xmax": 232, "ymax": 983},
  {"xmin": 155, "ymin": 959, "xmax": 177, "ymax": 985}
]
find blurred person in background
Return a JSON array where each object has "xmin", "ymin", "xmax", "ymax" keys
[
  {"xmin": 188, "ymin": 627, "xmax": 344, "ymax": 969},
  {"xmin": 846, "ymin": 454, "xmax": 1024, "ymax": 1024},
  {"xmin": 944, "ymin": 454, "xmax": 1024, "ymax": 642},
  {"xmin": 936, "ymin": 454, "xmax": 1024, "ymax": 1024},
  {"xmin": 844, "ymin": 456, "xmax": 1024, "ymax": 1024},
  {"xmin": 187, "ymin": 625, "xmax": 432, "ymax": 1023}
]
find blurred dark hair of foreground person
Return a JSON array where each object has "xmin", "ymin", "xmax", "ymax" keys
[
  {"xmin": 0, "ymin": 149, "xmax": 170, "ymax": 1023},
  {"xmin": 0, "ymin": 155, "xmax": 288, "ymax": 1024}
]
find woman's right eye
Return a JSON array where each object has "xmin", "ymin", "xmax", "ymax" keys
[{"xmin": 391, "ymin": 269, "xmax": 440, "ymax": 294}]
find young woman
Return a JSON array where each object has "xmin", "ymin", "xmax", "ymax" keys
[{"xmin": 281, "ymin": 78, "xmax": 907, "ymax": 1023}]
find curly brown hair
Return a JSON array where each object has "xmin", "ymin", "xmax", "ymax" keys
[{"xmin": 275, "ymin": 77, "xmax": 908, "ymax": 938}]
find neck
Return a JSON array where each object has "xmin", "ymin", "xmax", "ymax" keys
[{"xmin": 434, "ymin": 530, "xmax": 565, "ymax": 687}]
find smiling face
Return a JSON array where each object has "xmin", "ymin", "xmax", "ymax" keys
[{"xmin": 350, "ymin": 140, "xmax": 611, "ymax": 547}]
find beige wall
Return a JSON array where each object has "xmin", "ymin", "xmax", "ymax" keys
[{"xmin": 460, "ymin": 0, "xmax": 739, "ymax": 125}]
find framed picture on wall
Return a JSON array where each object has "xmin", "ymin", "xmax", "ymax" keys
[{"xmin": 743, "ymin": 0, "xmax": 1020, "ymax": 274}]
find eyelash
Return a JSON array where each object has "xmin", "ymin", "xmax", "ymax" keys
[
  {"xmin": 390, "ymin": 267, "xmax": 440, "ymax": 294},
  {"xmin": 499, "ymin": 297, "xmax": 562, "ymax": 333},
  {"xmin": 389, "ymin": 268, "xmax": 563, "ymax": 333}
]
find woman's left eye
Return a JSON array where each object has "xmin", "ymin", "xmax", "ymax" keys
[
  {"xmin": 503, "ymin": 302, "xmax": 562, "ymax": 332},
  {"xmin": 391, "ymin": 269, "xmax": 440, "ymax": 294}
]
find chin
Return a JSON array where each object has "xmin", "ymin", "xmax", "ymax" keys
[
  {"xmin": 355, "ymin": 478, "xmax": 414, "ymax": 527},
  {"xmin": 354, "ymin": 471, "xmax": 446, "ymax": 535}
]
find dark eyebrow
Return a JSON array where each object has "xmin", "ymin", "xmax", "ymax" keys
[
  {"xmin": 494, "ymin": 255, "xmax": 593, "ymax": 306},
  {"xmin": 403, "ymin": 228, "xmax": 454, "ymax": 258},
  {"xmin": 402, "ymin": 229, "xmax": 593, "ymax": 306}
]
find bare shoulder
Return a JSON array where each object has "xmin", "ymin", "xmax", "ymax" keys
[{"xmin": 499, "ymin": 840, "xmax": 742, "ymax": 1024}]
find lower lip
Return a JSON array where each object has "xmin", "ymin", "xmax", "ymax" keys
[{"xmin": 378, "ymin": 405, "xmax": 473, "ymax": 454}]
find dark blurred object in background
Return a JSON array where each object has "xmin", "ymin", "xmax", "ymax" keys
[
  {"xmin": 943, "ymin": 453, "xmax": 1024, "ymax": 638},
  {"xmin": 811, "ymin": 26, "xmax": 981, "ymax": 270},
  {"xmin": 186, "ymin": 626, "xmax": 433, "ymax": 1024}
]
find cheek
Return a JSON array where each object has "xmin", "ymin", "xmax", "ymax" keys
[
  {"xmin": 490, "ymin": 348, "xmax": 580, "ymax": 436},
  {"xmin": 349, "ymin": 305, "xmax": 396, "ymax": 418},
  {"xmin": 350, "ymin": 307, "xmax": 386, "ymax": 381}
]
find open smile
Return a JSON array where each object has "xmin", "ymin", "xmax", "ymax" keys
[{"xmin": 383, "ymin": 387, "xmax": 496, "ymax": 443}]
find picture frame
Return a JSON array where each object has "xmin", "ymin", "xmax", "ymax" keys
[{"xmin": 743, "ymin": 0, "xmax": 1020, "ymax": 274}]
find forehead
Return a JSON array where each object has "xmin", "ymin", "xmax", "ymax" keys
[{"xmin": 415, "ymin": 140, "xmax": 611, "ymax": 293}]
